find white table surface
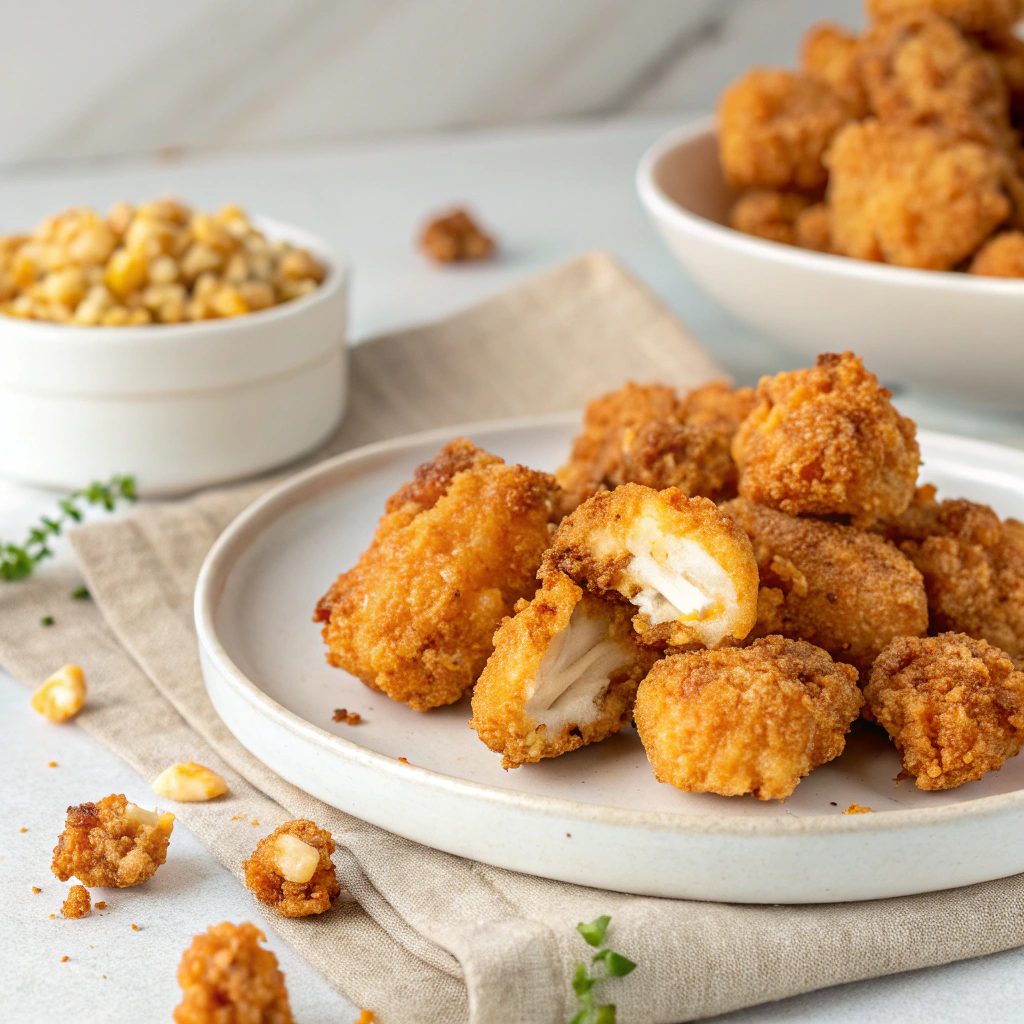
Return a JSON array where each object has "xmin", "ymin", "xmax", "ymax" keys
[{"xmin": 4, "ymin": 114, "xmax": 1024, "ymax": 1023}]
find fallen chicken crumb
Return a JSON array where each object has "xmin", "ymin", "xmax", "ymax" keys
[
  {"xmin": 49, "ymin": 913, "xmax": 55, "ymax": 919},
  {"xmin": 398, "ymin": 757, "xmax": 410, "ymax": 764},
  {"xmin": 48, "ymin": 761, "xmax": 58, "ymax": 768},
  {"xmin": 61, "ymin": 884, "xmax": 91, "ymax": 918},
  {"xmin": 31, "ymin": 886, "xmax": 41, "ymax": 894},
  {"xmin": 60, "ymin": 956, "xmax": 68, "ymax": 963},
  {"xmin": 243, "ymin": 819, "xmax": 340, "ymax": 918},
  {"xmin": 356, "ymin": 1012, "xmax": 377, "ymax": 1024},
  {"xmin": 844, "ymin": 803, "xmax": 873, "ymax": 814},
  {"xmin": 95, "ymin": 900, "xmax": 106, "ymax": 909},
  {"xmin": 131, "ymin": 923, "xmax": 139, "ymax": 931},
  {"xmin": 251, "ymin": 820, "xmax": 259, "ymax": 827},
  {"xmin": 332, "ymin": 708, "xmax": 362, "ymax": 726},
  {"xmin": 420, "ymin": 208, "xmax": 496, "ymax": 263},
  {"xmin": 20, "ymin": 827, "xmax": 27, "ymax": 832},
  {"xmin": 231, "ymin": 815, "xmax": 245, "ymax": 821}
]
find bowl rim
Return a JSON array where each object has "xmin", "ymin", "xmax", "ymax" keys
[
  {"xmin": 0, "ymin": 213, "xmax": 349, "ymax": 342},
  {"xmin": 636, "ymin": 115, "xmax": 1024, "ymax": 294}
]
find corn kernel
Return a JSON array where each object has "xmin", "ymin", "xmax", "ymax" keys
[
  {"xmin": 152, "ymin": 761, "xmax": 228, "ymax": 802},
  {"xmin": 101, "ymin": 306, "xmax": 132, "ymax": 327},
  {"xmin": 104, "ymin": 249, "xmax": 147, "ymax": 298},
  {"xmin": 270, "ymin": 833, "xmax": 320, "ymax": 884},
  {"xmin": 278, "ymin": 248, "xmax": 325, "ymax": 283},
  {"xmin": 42, "ymin": 266, "xmax": 87, "ymax": 307},
  {"xmin": 148, "ymin": 255, "xmax": 179, "ymax": 285},
  {"xmin": 239, "ymin": 280, "xmax": 274, "ymax": 311},
  {"xmin": 209, "ymin": 285, "xmax": 248, "ymax": 317},
  {"xmin": 30, "ymin": 665, "xmax": 86, "ymax": 723}
]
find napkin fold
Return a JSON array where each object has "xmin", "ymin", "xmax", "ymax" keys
[{"xmin": 3, "ymin": 252, "xmax": 1024, "ymax": 1024}]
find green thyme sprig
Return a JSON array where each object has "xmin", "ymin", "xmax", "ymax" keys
[
  {"xmin": 0, "ymin": 474, "xmax": 137, "ymax": 581},
  {"xmin": 570, "ymin": 915, "xmax": 637, "ymax": 1024}
]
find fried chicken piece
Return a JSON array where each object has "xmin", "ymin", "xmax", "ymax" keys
[
  {"xmin": 825, "ymin": 119, "xmax": 1013, "ymax": 268},
  {"xmin": 51, "ymin": 793, "xmax": 174, "ymax": 887},
  {"xmin": 983, "ymin": 30, "xmax": 1024, "ymax": 123},
  {"xmin": 420, "ymin": 208, "xmax": 496, "ymax": 263},
  {"xmin": 860, "ymin": 13, "xmax": 1013, "ymax": 147},
  {"xmin": 795, "ymin": 202, "xmax": 834, "ymax": 251},
  {"xmin": 881, "ymin": 485, "xmax": 1024, "ymax": 656},
  {"xmin": 732, "ymin": 352, "xmax": 920, "ymax": 524},
  {"xmin": 469, "ymin": 571, "xmax": 660, "ymax": 768},
  {"xmin": 729, "ymin": 189, "xmax": 815, "ymax": 245},
  {"xmin": 544, "ymin": 483, "xmax": 759, "ymax": 649},
  {"xmin": 867, "ymin": 0, "xmax": 1024, "ymax": 34},
  {"xmin": 865, "ymin": 633, "xmax": 1024, "ymax": 789},
  {"xmin": 802, "ymin": 23, "xmax": 870, "ymax": 117},
  {"xmin": 718, "ymin": 68, "xmax": 855, "ymax": 191},
  {"xmin": 722, "ymin": 498, "xmax": 928, "ymax": 669},
  {"xmin": 243, "ymin": 819, "xmax": 340, "ymax": 918},
  {"xmin": 970, "ymin": 229, "xmax": 1024, "ymax": 273},
  {"xmin": 635, "ymin": 637, "xmax": 862, "ymax": 801},
  {"xmin": 174, "ymin": 922, "xmax": 293, "ymax": 1024},
  {"xmin": 61, "ymin": 884, "xmax": 90, "ymax": 919},
  {"xmin": 315, "ymin": 439, "xmax": 558, "ymax": 711}
]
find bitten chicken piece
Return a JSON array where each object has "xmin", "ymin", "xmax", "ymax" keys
[
  {"xmin": 243, "ymin": 819, "xmax": 340, "ymax": 918},
  {"xmin": 470, "ymin": 571, "xmax": 660, "ymax": 768},
  {"xmin": 635, "ymin": 637, "xmax": 863, "ymax": 801},
  {"xmin": 825, "ymin": 120, "xmax": 1014, "ymax": 268},
  {"xmin": 718, "ymin": 69, "xmax": 854, "ymax": 191},
  {"xmin": 544, "ymin": 484, "xmax": 759, "ymax": 649},
  {"xmin": 866, "ymin": 0, "xmax": 1024, "ymax": 34},
  {"xmin": 881, "ymin": 485, "xmax": 1024, "ymax": 657},
  {"xmin": 51, "ymin": 793, "xmax": 174, "ymax": 887},
  {"xmin": 801, "ymin": 23, "xmax": 869, "ymax": 117},
  {"xmin": 732, "ymin": 351, "xmax": 920, "ymax": 523},
  {"xmin": 174, "ymin": 922, "xmax": 293, "ymax": 1024},
  {"xmin": 865, "ymin": 633, "xmax": 1024, "ymax": 789},
  {"xmin": 723, "ymin": 498, "xmax": 928, "ymax": 669},
  {"xmin": 315, "ymin": 439, "xmax": 558, "ymax": 711},
  {"xmin": 970, "ymin": 230, "xmax": 1024, "ymax": 274}
]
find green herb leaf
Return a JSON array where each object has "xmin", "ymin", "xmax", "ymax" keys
[
  {"xmin": 71, "ymin": 586, "xmax": 90, "ymax": 600},
  {"xmin": 593, "ymin": 1005, "xmax": 616, "ymax": 1024},
  {"xmin": 593, "ymin": 950, "xmax": 636, "ymax": 978},
  {"xmin": 577, "ymin": 915, "xmax": 611, "ymax": 948},
  {"xmin": 40, "ymin": 616, "xmax": 54, "ymax": 626},
  {"xmin": 572, "ymin": 963, "xmax": 595, "ymax": 998}
]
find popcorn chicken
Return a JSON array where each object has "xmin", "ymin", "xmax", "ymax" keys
[
  {"xmin": 152, "ymin": 762, "xmax": 228, "ymax": 802},
  {"xmin": 802, "ymin": 23, "xmax": 869, "ymax": 117},
  {"xmin": 61, "ymin": 884, "xmax": 90, "ymax": 919},
  {"xmin": 31, "ymin": 664, "xmax": 86, "ymax": 723},
  {"xmin": 969, "ymin": 230, "xmax": 1024, "ymax": 273},
  {"xmin": 729, "ymin": 189, "xmax": 815, "ymax": 245},
  {"xmin": 420, "ymin": 208, "xmax": 496, "ymax": 262},
  {"xmin": 795, "ymin": 202, "xmax": 834, "ymax": 251},
  {"xmin": 243, "ymin": 820, "xmax": 340, "ymax": 918},
  {"xmin": 51, "ymin": 793, "xmax": 174, "ymax": 887},
  {"xmin": 174, "ymin": 922, "xmax": 294, "ymax": 1024},
  {"xmin": 867, "ymin": 0, "xmax": 1024, "ymax": 34}
]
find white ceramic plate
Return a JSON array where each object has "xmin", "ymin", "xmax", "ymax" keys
[{"xmin": 196, "ymin": 415, "xmax": 1024, "ymax": 904}]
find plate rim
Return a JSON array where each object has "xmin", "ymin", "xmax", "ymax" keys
[{"xmin": 195, "ymin": 413, "xmax": 1024, "ymax": 838}]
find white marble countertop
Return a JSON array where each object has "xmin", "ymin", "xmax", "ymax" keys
[{"xmin": 4, "ymin": 114, "xmax": 1024, "ymax": 1023}]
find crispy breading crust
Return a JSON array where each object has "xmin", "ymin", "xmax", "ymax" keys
[
  {"xmin": 802, "ymin": 23, "xmax": 869, "ymax": 117},
  {"xmin": 732, "ymin": 351, "xmax": 920, "ymax": 523},
  {"xmin": 970, "ymin": 230, "xmax": 1024, "ymax": 274},
  {"xmin": 718, "ymin": 68, "xmax": 854, "ymax": 191},
  {"xmin": 543, "ymin": 483, "xmax": 759, "ymax": 648},
  {"xmin": 635, "ymin": 637, "xmax": 863, "ymax": 801},
  {"xmin": 729, "ymin": 190, "xmax": 815, "ymax": 245},
  {"xmin": 243, "ymin": 819, "xmax": 340, "ymax": 918},
  {"xmin": 825, "ymin": 120, "xmax": 1013, "ymax": 268},
  {"xmin": 795, "ymin": 202, "xmax": 834, "ymax": 251},
  {"xmin": 469, "ymin": 572, "xmax": 660, "ymax": 768},
  {"xmin": 316, "ymin": 440, "xmax": 558, "ymax": 711},
  {"xmin": 174, "ymin": 922, "xmax": 293, "ymax": 1024},
  {"xmin": 881, "ymin": 484, "xmax": 1024, "ymax": 657},
  {"xmin": 61, "ymin": 884, "xmax": 90, "ymax": 919},
  {"xmin": 867, "ymin": 0, "xmax": 1024, "ymax": 34},
  {"xmin": 51, "ymin": 793, "xmax": 174, "ymax": 888},
  {"xmin": 865, "ymin": 632, "xmax": 1024, "ymax": 789},
  {"xmin": 722, "ymin": 498, "xmax": 928, "ymax": 669}
]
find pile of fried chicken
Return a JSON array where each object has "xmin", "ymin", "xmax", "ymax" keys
[
  {"xmin": 315, "ymin": 352, "xmax": 1024, "ymax": 802},
  {"xmin": 721, "ymin": 0, "xmax": 1024, "ymax": 276}
]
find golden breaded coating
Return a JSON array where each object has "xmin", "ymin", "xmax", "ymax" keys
[
  {"xmin": 984, "ymin": 29, "xmax": 1024, "ymax": 123},
  {"xmin": 174, "ymin": 922, "xmax": 293, "ymax": 1024},
  {"xmin": 970, "ymin": 229, "xmax": 1024, "ymax": 273},
  {"xmin": 795, "ymin": 202, "xmax": 834, "ymax": 251},
  {"xmin": 723, "ymin": 498, "xmax": 928, "ymax": 669},
  {"xmin": 860, "ymin": 13, "xmax": 1012, "ymax": 147},
  {"xmin": 732, "ymin": 352, "xmax": 920, "ymax": 523},
  {"xmin": 470, "ymin": 572, "xmax": 659, "ymax": 768},
  {"xmin": 635, "ymin": 637, "xmax": 863, "ymax": 801},
  {"xmin": 543, "ymin": 483, "xmax": 759, "ymax": 649},
  {"xmin": 61, "ymin": 884, "xmax": 90, "ymax": 919},
  {"xmin": 882, "ymin": 485, "xmax": 1024, "ymax": 657},
  {"xmin": 315, "ymin": 440, "xmax": 557, "ymax": 711},
  {"xmin": 51, "ymin": 793, "xmax": 174, "ymax": 887},
  {"xmin": 865, "ymin": 633, "xmax": 1024, "ymax": 789},
  {"xmin": 243, "ymin": 819, "xmax": 340, "ymax": 918},
  {"xmin": 729, "ymin": 189, "xmax": 815, "ymax": 245},
  {"xmin": 825, "ymin": 120, "xmax": 1013, "ymax": 268},
  {"xmin": 867, "ymin": 0, "xmax": 1024, "ymax": 34},
  {"xmin": 802, "ymin": 23, "xmax": 869, "ymax": 117},
  {"xmin": 718, "ymin": 68, "xmax": 854, "ymax": 191}
]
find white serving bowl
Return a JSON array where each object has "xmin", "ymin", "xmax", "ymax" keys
[
  {"xmin": 0, "ymin": 217, "xmax": 348, "ymax": 496},
  {"xmin": 637, "ymin": 117, "xmax": 1024, "ymax": 408}
]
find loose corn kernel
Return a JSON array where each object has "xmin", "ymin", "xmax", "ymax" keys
[
  {"xmin": 152, "ymin": 761, "xmax": 228, "ymax": 802},
  {"xmin": 269, "ymin": 833, "xmax": 320, "ymax": 884},
  {"xmin": 30, "ymin": 664, "xmax": 86, "ymax": 723}
]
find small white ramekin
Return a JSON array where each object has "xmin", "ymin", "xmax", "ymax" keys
[{"xmin": 0, "ymin": 217, "xmax": 348, "ymax": 496}]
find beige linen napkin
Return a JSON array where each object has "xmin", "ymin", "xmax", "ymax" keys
[{"xmin": 3, "ymin": 252, "xmax": 1024, "ymax": 1024}]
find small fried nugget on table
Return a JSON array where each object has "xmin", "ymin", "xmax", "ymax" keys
[
  {"xmin": 866, "ymin": 0, "xmax": 1024, "ymax": 34},
  {"xmin": 635, "ymin": 637, "xmax": 863, "ymax": 802},
  {"xmin": 61, "ymin": 884, "xmax": 91, "ymax": 919},
  {"xmin": 732, "ymin": 351, "xmax": 920, "ymax": 524},
  {"xmin": 174, "ymin": 921, "xmax": 293, "ymax": 1024},
  {"xmin": 723, "ymin": 497, "xmax": 928, "ymax": 670},
  {"xmin": 882, "ymin": 485, "xmax": 1024, "ymax": 657},
  {"xmin": 865, "ymin": 633, "xmax": 1024, "ymax": 789},
  {"xmin": 315, "ymin": 439, "xmax": 558, "ymax": 710},
  {"xmin": 243, "ymin": 819, "xmax": 340, "ymax": 917},
  {"xmin": 825, "ymin": 120, "xmax": 1014, "ymax": 269},
  {"xmin": 51, "ymin": 793, "xmax": 174, "ymax": 887},
  {"xmin": 717, "ymin": 68, "xmax": 854, "ymax": 191},
  {"xmin": 470, "ymin": 571, "xmax": 660, "ymax": 768},
  {"xmin": 543, "ymin": 483, "xmax": 759, "ymax": 649}
]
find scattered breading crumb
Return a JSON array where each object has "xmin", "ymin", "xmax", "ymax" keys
[
  {"xmin": 566, "ymin": 833, "xmax": 572, "ymax": 838},
  {"xmin": 131, "ymin": 923, "xmax": 139, "ymax": 931},
  {"xmin": 398, "ymin": 757, "xmax": 410, "ymax": 765},
  {"xmin": 251, "ymin": 820, "xmax": 259, "ymax": 827},
  {"xmin": 62, "ymin": 884, "xmax": 91, "ymax": 919},
  {"xmin": 32, "ymin": 886, "xmax": 41, "ymax": 894},
  {"xmin": 830, "ymin": 801, "xmax": 838, "ymax": 806},
  {"xmin": 356, "ymin": 1012, "xmax": 377, "ymax": 1024},
  {"xmin": 843, "ymin": 803, "xmax": 873, "ymax": 814},
  {"xmin": 95, "ymin": 901, "xmax": 106, "ymax": 910},
  {"xmin": 331, "ymin": 708, "xmax": 362, "ymax": 725},
  {"xmin": 420, "ymin": 208, "xmax": 496, "ymax": 263},
  {"xmin": 231, "ymin": 815, "xmax": 245, "ymax": 821},
  {"xmin": 49, "ymin": 913, "xmax": 55, "ymax": 919},
  {"xmin": 243, "ymin": 819, "xmax": 340, "ymax": 918},
  {"xmin": 20, "ymin": 827, "xmax": 27, "ymax": 832},
  {"xmin": 60, "ymin": 956, "xmax": 68, "ymax": 963},
  {"xmin": 48, "ymin": 761, "xmax": 58, "ymax": 768}
]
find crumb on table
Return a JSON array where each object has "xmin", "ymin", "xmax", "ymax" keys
[
  {"xmin": 131, "ymin": 923, "xmax": 139, "ymax": 931},
  {"xmin": 60, "ymin": 955, "xmax": 68, "ymax": 963},
  {"xmin": 243, "ymin": 819, "xmax": 340, "ymax": 918},
  {"xmin": 356, "ymin": 1012, "xmax": 377, "ymax": 1024},
  {"xmin": 31, "ymin": 886, "xmax": 41, "ymax": 894},
  {"xmin": 332, "ymin": 708, "xmax": 362, "ymax": 725},
  {"xmin": 843, "ymin": 802, "xmax": 873, "ymax": 814},
  {"xmin": 398, "ymin": 757, "xmax": 410, "ymax": 765},
  {"xmin": 61, "ymin": 884, "xmax": 91, "ymax": 918},
  {"xmin": 419, "ymin": 208, "xmax": 496, "ymax": 263},
  {"xmin": 48, "ymin": 761, "xmax": 58, "ymax": 768},
  {"xmin": 95, "ymin": 900, "xmax": 106, "ymax": 909},
  {"xmin": 20, "ymin": 827, "xmax": 27, "ymax": 832}
]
